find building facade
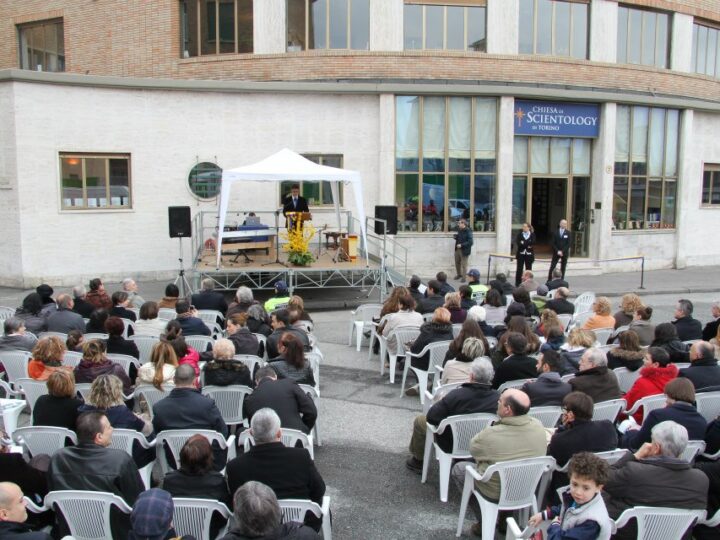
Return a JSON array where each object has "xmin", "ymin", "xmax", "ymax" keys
[{"xmin": 0, "ymin": 0, "xmax": 718, "ymax": 286}]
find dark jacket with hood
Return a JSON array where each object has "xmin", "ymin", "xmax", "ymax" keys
[
  {"xmin": 569, "ymin": 365, "xmax": 622, "ymax": 404},
  {"xmin": 220, "ymin": 522, "xmax": 319, "ymax": 540},
  {"xmin": 651, "ymin": 338, "xmax": 690, "ymax": 363},
  {"xmin": 679, "ymin": 357, "xmax": 720, "ymax": 390},
  {"xmin": 409, "ymin": 322, "xmax": 453, "ymax": 371},
  {"xmin": 606, "ymin": 347, "xmax": 645, "ymax": 371},
  {"xmin": 74, "ymin": 358, "xmax": 133, "ymax": 394}
]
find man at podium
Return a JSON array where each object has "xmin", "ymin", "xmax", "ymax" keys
[{"xmin": 282, "ymin": 184, "xmax": 310, "ymax": 229}]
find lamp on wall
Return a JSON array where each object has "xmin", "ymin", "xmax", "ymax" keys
[{"xmin": 67, "ymin": 158, "xmax": 79, "ymax": 166}]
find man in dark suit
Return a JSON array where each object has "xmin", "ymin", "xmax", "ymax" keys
[
  {"xmin": 672, "ymin": 298, "xmax": 703, "ymax": 341},
  {"xmin": 243, "ymin": 366, "xmax": 317, "ymax": 434},
  {"xmin": 71, "ymin": 285, "xmax": 96, "ymax": 318},
  {"xmin": 191, "ymin": 278, "xmax": 228, "ymax": 317},
  {"xmin": 174, "ymin": 300, "xmax": 211, "ymax": 336},
  {"xmin": 679, "ymin": 341, "xmax": 720, "ymax": 390},
  {"xmin": 702, "ymin": 301, "xmax": 720, "ymax": 341},
  {"xmin": 282, "ymin": 184, "xmax": 310, "ymax": 228},
  {"xmin": 545, "ymin": 268, "xmax": 569, "ymax": 291},
  {"xmin": 544, "ymin": 287, "xmax": 575, "ymax": 316},
  {"xmin": 492, "ymin": 333, "xmax": 538, "ymax": 389},
  {"xmin": 521, "ymin": 350, "xmax": 572, "ymax": 406},
  {"xmin": 225, "ymin": 408, "xmax": 325, "ymax": 530},
  {"xmin": 547, "ymin": 219, "xmax": 571, "ymax": 282}
]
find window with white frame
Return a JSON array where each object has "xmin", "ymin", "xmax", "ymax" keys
[
  {"xmin": 702, "ymin": 165, "xmax": 720, "ymax": 206},
  {"xmin": 60, "ymin": 154, "xmax": 132, "ymax": 210},
  {"xmin": 18, "ymin": 19, "xmax": 64, "ymax": 72},
  {"xmin": 691, "ymin": 22, "xmax": 720, "ymax": 78},
  {"xmin": 518, "ymin": 0, "xmax": 588, "ymax": 58},
  {"xmin": 286, "ymin": 0, "xmax": 370, "ymax": 51},
  {"xmin": 404, "ymin": 2, "xmax": 487, "ymax": 52},
  {"xmin": 616, "ymin": 5, "xmax": 670, "ymax": 68}
]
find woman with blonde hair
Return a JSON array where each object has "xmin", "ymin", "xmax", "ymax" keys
[
  {"xmin": 287, "ymin": 295, "xmax": 313, "ymax": 323},
  {"xmin": 74, "ymin": 339, "xmax": 133, "ymax": 394},
  {"xmin": 581, "ymin": 297, "xmax": 616, "ymax": 330},
  {"xmin": 614, "ymin": 293, "xmax": 643, "ymax": 329},
  {"xmin": 137, "ymin": 340, "xmax": 178, "ymax": 389},
  {"xmin": 405, "ymin": 307, "xmax": 453, "ymax": 395},
  {"xmin": 444, "ymin": 292, "xmax": 467, "ymax": 324},
  {"xmin": 441, "ymin": 337, "xmax": 485, "ymax": 385},
  {"xmin": 28, "ymin": 336, "xmax": 72, "ymax": 381},
  {"xmin": 560, "ymin": 328, "xmax": 596, "ymax": 372}
]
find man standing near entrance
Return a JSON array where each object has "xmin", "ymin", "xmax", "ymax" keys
[
  {"xmin": 453, "ymin": 219, "xmax": 473, "ymax": 282},
  {"xmin": 548, "ymin": 218, "xmax": 571, "ymax": 282}
]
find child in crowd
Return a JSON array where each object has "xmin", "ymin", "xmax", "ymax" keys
[{"xmin": 529, "ymin": 452, "xmax": 612, "ymax": 540}]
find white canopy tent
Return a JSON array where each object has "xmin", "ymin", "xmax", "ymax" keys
[{"xmin": 216, "ymin": 148, "xmax": 369, "ymax": 268}]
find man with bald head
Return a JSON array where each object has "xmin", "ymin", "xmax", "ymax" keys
[
  {"xmin": 46, "ymin": 293, "xmax": 85, "ymax": 334},
  {"xmin": 0, "ymin": 482, "xmax": 52, "ymax": 539},
  {"xmin": 679, "ymin": 341, "xmax": 720, "ymax": 390}
]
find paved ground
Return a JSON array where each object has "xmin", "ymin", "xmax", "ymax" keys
[{"xmin": 2, "ymin": 266, "xmax": 720, "ymax": 539}]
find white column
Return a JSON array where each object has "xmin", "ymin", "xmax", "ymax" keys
[
  {"xmin": 590, "ymin": 103, "xmax": 616, "ymax": 262},
  {"xmin": 675, "ymin": 109, "xmax": 694, "ymax": 268},
  {"xmin": 370, "ymin": 0, "xmax": 403, "ymax": 51},
  {"xmin": 495, "ymin": 97, "xmax": 515, "ymax": 260},
  {"xmin": 670, "ymin": 13, "xmax": 694, "ymax": 72},
  {"xmin": 378, "ymin": 94, "xmax": 396, "ymax": 205},
  {"xmin": 254, "ymin": 0, "xmax": 286, "ymax": 54},
  {"xmin": 487, "ymin": 0, "xmax": 518, "ymax": 54},
  {"xmin": 589, "ymin": 0, "xmax": 618, "ymax": 63}
]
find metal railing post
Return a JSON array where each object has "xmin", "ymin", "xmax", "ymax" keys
[{"xmin": 639, "ymin": 257, "xmax": 645, "ymax": 289}]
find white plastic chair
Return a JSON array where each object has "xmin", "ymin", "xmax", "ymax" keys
[
  {"xmin": 0, "ymin": 306, "xmax": 15, "ymax": 322},
  {"xmin": 63, "ymin": 351, "xmax": 83, "ymax": 369},
  {"xmin": 299, "ymin": 383, "xmax": 322, "ymax": 446},
  {"xmin": 106, "ymin": 353, "xmax": 139, "ymax": 376},
  {"xmin": 380, "ymin": 326, "xmax": 421, "ymax": 384},
  {"xmin": 573, "ymin": 292, "xmax": 595, "ymax": 315},
  {"xmin": 186, "ymin": 335, "xmax": 215, "ymax": 353},
  {"xmin": 253, "ymin": 333, "xmax": 269, "ymax": 361},
  {"xmin": 232, "ymin": 354, "xmax": 265, "ymax": 375},
  {"xmin": 108, "ymin": 428, "xmax": 156, "ymax": 489},
  {"xmin": 624, "ymin": 393, "xmax": 666, "ymax": 418},
  {"xmin": 422, "ymin": 413, "xmax": 498, "ymax": 502},
  {"xmin": 129, "ymin": 335, "xmax": 160, "ymax": 365},
  {"xmin": 674, "ymin": 362, "xmax": 691, "ymax": 370},
  {"xmin": 486, "ymin": 336, "xmax": 499, "ymax": 353},
  {"xmin": 570, "ymin": 311, "xmax": 593, "ymax": 329},
  {"xmin": 16, "ymin": 378, "xmax": 48, "ymax": 413},
  {"xmin": 596, "ymin": 344, "xmax": 617, "ymax": 356},
  {"xmin": 278, "ymin": 497, "xmax": 332, "ymax": 540},
  {"xmin": 172, "ymin": 497, "xmax": 231, "ymax": 540},
  {"xmin": 202, "ymin": 385, "xmax": 253, "ymax": 427},
  {"xmin": 0, "ymin": 350, "xmax": 31, "ymax": 387},
  {"xmin": 422, "ymin": 312, "xmax": 435, "ymax": 323},
  {"xmin": 700, "ymin": 507, "xmax": 720, "ymax": 528},
  {"xmin": 456, "ymin": 456, "xmax": 556, "ymax": 538},
  {"xmin": 197, "ymin": 309, "xmax": 225, "ymax": 326},
  {"xmin": 39, "ymin": 331, "xmax": 68, "ymax": 341},
  {"xmin": 680, "ymin": 440, "xmax": 706, "ymax": 463},
  {"xmin": 347, "ymin": 303, "xmax": 382, "ymax": 351},
  {"xmin": 497, "ymin": 379, "xmax": 528, "ymax": 393},
  {"xmin": 0, "ymin": 395, "xmax": 26, "ymax": 436},
  {"xmin": 696, "ymin": 391, "xmax": 720, "ymax": 422},
  {"xmin": 366, "ymin": 314, "xmax": 389, "ymax": 360},
  {"xmin": 452, "ymin": 324, "xmax": 463, "ymax": 338},
  {"xmin": 43, "ymin": 490, "xmax": 132, "ymax": 540},
  {"xmin": 13, "ymin": 426, "xmax": 77, "ymax": 456},
  {"xmin": 422, "ymin": 382, "xmax": 466, "ymax": 414},
  {"xmin": 400, "ymin": 341, "xmax": 451, "ymax": 404},
  {"xmin": 83, "ymin": 333, "xmax": 109, "ymax": 340},
  {"xmin": 592, "ymin": 398, "xmax": 626, "ymax": 422},
  {"xmin": 527, "ymin": 406, "xmax": 562, "ymax": 428},
  {"xmin": 613, "ymin": 367, "xmax": 641, "ymax": 394},
  {"xmin": 134, "ymin": 384, "xmax": 172, "ymax": 419},
  {"xmin": 127, "ymin": 307, "xmax": 140, "ymax": 319},
  {"xmin": 238, "ymin": 427, "xmax": 315, "ymax": 460},
  {"xmin": 472, "ymin": 290, "xmax": 486, "ymax": 304},
  {"xmin": 158, "ymin": 308, "xmax": 177, "ymax": 321},
  {"xmin": 553, "ymin": 448, "xmax": 630, "ymax": 474},
  {"xmin": 75, "ymin": 383, "xmax": 92, "ymax": 401},
  {"xmin": 556, "ymin": 313, "xmax": 573, "ymax": 331},
  {"xmin": 560, "ymin": 373, "xmax": 575, "ymax": 383},
  {"xmin": 154, "ymin": 429, "xmax": 236, "ymax": 475},
  {"xmin": 593, "ymin": 327, "xmax": 615, "ymax": 345},
  {"xmin": 613, "ymin": 506, "xmax": 705, "ymax": 540},
  {"xmin": 119, "ymin": 318, "xmax": 135, "ymax": 339}
]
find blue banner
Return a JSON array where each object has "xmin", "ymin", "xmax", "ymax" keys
[{"xmin": 514, "ymin": 100, "xmax": 600, "ymax": 138}]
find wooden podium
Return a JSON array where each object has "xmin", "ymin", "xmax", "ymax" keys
[{"xmin": 286, "ymin": 211, "xmax": 312, "ymax": 229}]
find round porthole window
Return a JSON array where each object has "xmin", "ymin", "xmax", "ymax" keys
[{"xmin": 188, "ymin": 162, "xmax": 222, "ymax": 200}]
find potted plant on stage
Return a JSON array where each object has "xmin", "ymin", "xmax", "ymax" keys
[{"xmin": 281, "ymin": 218, "xmax": 316, "ymax": 266}]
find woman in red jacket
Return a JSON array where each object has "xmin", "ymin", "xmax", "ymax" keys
[{"xmin": 624, "ymin": 346, "xmax": 678, "ymax": 423}]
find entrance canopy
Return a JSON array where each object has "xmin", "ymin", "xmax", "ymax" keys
[{"xmin": 216, "ymin": 148, "xmax": 368, "ymax": 267}]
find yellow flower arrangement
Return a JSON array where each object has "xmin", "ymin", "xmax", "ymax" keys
[{"xmin": 280, "ymin": 218, "xmax": 316, "ymax": 266}]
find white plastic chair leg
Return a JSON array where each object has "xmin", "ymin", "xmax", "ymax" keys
[
  {"xmin": 417, "ymin": 371, "xmax": 429, "ymax": 405},
  {"xmin": 355, "ymin": 322, "xmax": 363, "ymax": 351},
  {"xmin": 478, "ymin": 498, "xmax": 499, "ymax": 540},
  {"xmin": 139, "ymin": 462, "xmax": 154, "ymax": 490},
  {"xmin": 400, "ymin": 361, "xmax": 411, "ymax": 396},
  {"xmin": 421, "ymin": 429, "xmax": 434, "ymax": 483},
  {"xmin": 321, "ymin": 496, "xmax": 332, "ymax": 540},
  {"xmin": 313, "ymin": 423, "xmax": 322, "ymax": 447},
  {"xmin": 347, "ymin": 321, "xmax": 354, "ymax": 346},
  {"xmin": 388, "ymin": 352, "xmax": 397, "ymax": 384},
  {"xmin": 456, "ymin": 466, "xmax": 475, "ymax": 537},
  {"xmin": 438, "ymin": 452, "xmax": 453, "ymax": 503}
]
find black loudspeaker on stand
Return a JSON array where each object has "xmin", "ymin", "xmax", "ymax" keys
[
  {"xmin": 168, "ymin": 206, "xmax": 192, "ymax": 238},
  {"xmin": 374, "ymin": 205, "xmax": 398, "ymax": 235}
]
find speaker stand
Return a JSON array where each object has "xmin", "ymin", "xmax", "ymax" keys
[{"xmin": 173, "ymin": 237, "xmax": 193, "ymax": 297}]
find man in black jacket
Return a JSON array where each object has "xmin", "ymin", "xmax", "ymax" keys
[
  {"xmin": 547, "ymin": 218, "xmax": 571, "ymax": 282},
  {"xmin": 408, "ymin": 275, "xmax": 425, "ymax": 308},
  {"xmin": 266, "ymin": 309, "xmax": 310, "ymax": 359},
  {"xmin": 492, "ymin": 333, "xmax": 537, "ymax": 389},
  {"xmin": 521, "ymin": 350, "xmax": 572, "ymax": 406},
  {"xmin": 191, "ymin": 278, "xmax": 229, "ymax": 317},
  {"xmin": 544, "ymin": 287, "xmax": 575, "ymax": 316},
  {"xmin": 175, "ymin": 300, "xmax": 211, "ymax": 337},
  {"xmin": 453, "ymin": 219, "xmax": 473, "ymax": 281},
  {"xmin": 406, "ymin": 358, "xmax": 499, "ymax": 472},
  {"xmin": 569, "ymin": 348, "xmax": 622, "ymax": 403},
  {"xmin": 243, "ymin": 367, "xmax": 317, "ymax": 434},
  {"xmin": 488, "ymin": 273, "xmax": 514, "ymax": 304},
  {"xmin": 672, "ymin": 298, "xmax": 703, "ymax": 341},
  {"xmin": 0, "ymin": 482, "xmax": 52, "ymax": 540},
  {"xmin": 545, "ymin": 268, "xmax": 569, "ymax": 292},
  {"xmin": 679, "ymin": 341, "xmax": 720, "ymax": 390},
  {"xmin": 418, "ymin": 280, "xmax": 445, "ymax": 314},
  {"xmin": 71, "ymin": 285, "xmax": 95, "ymax": 318},
  {"xmin": 702, "ymin": 301, "xmax": 720, "ymax": 341}
]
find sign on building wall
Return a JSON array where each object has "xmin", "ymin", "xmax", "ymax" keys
[{"xmin": 514, "ymin": 100, "xmax": 600, "ymax": 137}]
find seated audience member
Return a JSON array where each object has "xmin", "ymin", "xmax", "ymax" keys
[
  {"xmin": 128, "ymin": 488, "xmax": 196, "ymax": 540},
  {"xmin": 569, "ymin": 348, "xmax": 622, "ymax": 403},
  {"xmin": 264, "ymin": 281, "xmax": 291, "ymax": 313},
  {"xmin": 379, "ymin": 286, "xmax": 407, "ymax": 322},
  {"xmin": 467, "ymin": 269, "xmax": 488, "ymax": 295},
  {"xmin": 624, "ymin": 346, "xmax": 679, "ymax": 424},
  {"xmin": 651, "ymin": 322, "xmax": 690, "ymax": 363},
  {"xmin": 466, "ymin": 305, "xmax": 496, "ymax": 338},
  {"xmin": 0, "ymin": 317, "xmax": 37, "ymax": 352},
  {"xmin": 702, "ymin": 300, "xmax": 720, "ymax": 341},
  {"xmin": 85, "ymin": 308, "xmax": 109, "ymax": 334},
  {"xmin": 157, "ymin": 283, "xmax": 180, "ymax": 309},
  {"xmin": 267, "ymin": 309, "xmax": 309, "ymax": 360},
  {"xmin": 606, "ymin": 330, "xmax": 645, "ymax": 371},
  {"xmin": 28, "ymin": 336, "xmax": 72, "ymax": 381},
  {"xmin": 443, "ymin": 317, "xmax": 489, "ymax": 365},
  {"xmin": 71, "ymin": 284, "xmax": 95, "ymax": 319},
  {"xmin": 452, "ymin": 389, "xmax": 546, "ymax": 535},
  {"xmin": 74, "ymin": 339, "xmax": 133, "ymax": 394},
  {"xmin": 444, "ymin": 292, "xmax": 467, "ymax": 324},
  {"xmin": 221, "ymin": 481, "xmax": 320, "ymax": 540},
  {"xmin": 481, "ymin": 288, "xmax": 507, "ymax": 325},
  {"xmin": 545, "ymin": 268, "xmax": 569, "ymax": 292},
  {"xmin": 458, "ymin": 285, "xmax": 476, "ymax": 311},
  {"xmin": 613, "ymin": 293, "xmax": 643, "ymax": 330},
  {"xmin": 174, "ymin": 300, "xmax": 211, "ymax": 337},
  {"xmin": 488, "ymin": 272, "xmax": 514, "ymax": 301},
  {"xmin": 492, "ymin": 332, "xmax": 537, "ymax": 389},
  {"xmin": 537, "ymin": 309, "xmax": 562, "ymax": 336},
  {"xmin": 603, "ymin": 421, "xmax": 708, "ymax": 540},
  {"xmin": 226, "ymin": 409, "xmax": 326, "ymax": 531},
  {"xmin": 121, "ymin": 278, "xmax": 145, "ymax": 310},
  {"xmin": 288, "ymin": 308, "xmax": 313, "ymax": 337},
  {"xmin": 679, "ymin": 340, "xmax": 720, "ymax": 390},
  {"xmin": 226, "ymin": 312, "xmax": 261, "ymax": 357},
  {"xmin": 622, "ymin": 378, "xmax": 707, "ymax": 451},
  {"xmin": 164, "ymin": 322, "xmax": 200, "ymax": 381},
  {"xmin": 529, "ymin": 453, "xmax": 612, "ymax": 539},
  {"xmin": 35, "ymin": 285, "xmax": 56, "ymax": 318},
  {"xmin": 46, "ymin": 294, "xmax": 85, "ymax": 335},
  {"xmin": 105, "ymin": 316, "xmax": 140, "ymax": 359},
  {"xmin": 243, "ymin": 367, "xmax": 317, "ymax": 435},
  {"xmin": 521, "ymin": 349, "xmax": 572, "ymax": 406},
  {"xmin": 405, "ymin": 307, "xmax": 454, "ymax": 396},
  {"xmin": 493, "ymin": 316, "xmax": 541, "ymax": 368},
  {"xmin": 109, "ymin": 291, "xmax": 136, "ymax": 322},
  {"xmin": 505, "ymin": 288, "xmax": 538, "ymax": 324},
  {"xmin": 441, "ymin": 337, "xmax": 486, "ymax": 386},
  {"xmin": 0, "ymin": 482, "xmax": 53, "ymax": 540},
  {"xmin": 531, "ymin": 284, "xmax": 549, "ymax": 312},
  {"xmin": 672, "ymin": 298, "xmax": 703, "ymax": 342},
  {"xmin": 191, "ymin": 278, "xmax": 228, "ymax": 316},
  {"xmin": 269, "ymin": 333, "xmax": 316, "ymax": 387},
  {"xmin": 381, "ymin": 294, "xmax": 424, "ymax": 356},
  {"xmin": 694, "ymin": 460, "xmax": 720, "ymax": 540},
  {"xmin": 710, "ymin": 325, "xmax": 720, "ymax": 361},
  {"xmin": 406, "ymin": 358, "xmax": 499, "ymax": 472},
  {"xmin": 582, "ymin": 297, "xmax": 615, "ymax": 331},
  {"xmin": 202, "ymin": 338, "xmax": 252, "ymax": 388},
  {"xmin": 247, "ymin": 304, "xmax": 272, "ymax": 337},
  {"xmin": 32, "ymin": 370, "xmax": 83, "ymax": 430},
  {"xmin": 560, "ymin": 328, "xmax": 596, "ymax": 373},
  {"xmin": 288, "ymin": 295, "xmax": 313, "ymax": 323},
  {"xmin": 544, "ymin": 287, "xmax": 574, "ymax": 317},
  {"xmin": 418, "ymin": 280, "xmax": 446, "ymax": 314},
  {"xmin": 133, "ymin": 301, "xmax": 166, "ymax": 337},
  {"xmin": 627, "ymin": 305, "xmax": 655, "ymax": 346},
  {"xmin": 137, "ymin": 341, "xmax": 178, "ymax": 389},
  {"xmin": 14, "ymin": 293, "xmax": 47, "ymax": 336},
  {"xmin": 404, "ymin": 275, "xmax": 423, "ymax": 308},
  {"xmin": 65, "ymin": 330, "xmax": 84, "ymax": 353},
  {"xmin": 226, "ymin": 286, "xmax": 257, "ymax": 318},
  {"xmin": 434, "ymin": 271, "xmax": 454, "ymax": 296},
  {"xmin": 48, "ymin": 411, "xmax": 144, "ymax": 535},
  {"xmin": 540, "ymin": 325, "xmax": 565, "ymax": 354},
  {"xmin": 518, "ymin": 270, "xmax": 540, "ymax": 294}
]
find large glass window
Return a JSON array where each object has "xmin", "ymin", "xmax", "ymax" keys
[
  {"xmin": 287, "ymin": 0, "xmax": 369, "ymax": 51},
  {"xmin": 403, "ymin": 3, "xmax": 486, "ymax": 52},
  {"xmin": 18, "ymin": 19, "xmax": 64, "ymax": 72},
  {"xmin": 518, "ymin": 0, "xmax": 588, "ymax": 58},
  {"xmin": 691, "ymin": 22, "xmax": 720, "ymax": 78},
  {"xmin": 702, "ymin": 165, "xmax": 720, "ymax": 206},
  {"xmin": 613, "ymin": 105, "xmax": 679, "ymax": 230},
  {"xmin": 616, "ymin": 6, "xmax": 670, "ymax": 68},
  {"xmin": 181, "ymin": 0, "xmax": 253, "ymax": 57},
  {"xmin": 60, "ymin": 154, "xmax": 131, "ymax": 210},
  {"xmin": 395, "ymin": 96, "xmax": 498, "ymax": 233},
  {"xmin": 279, "ymin": 155, "xmax": 344, "ymax": 205}
]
